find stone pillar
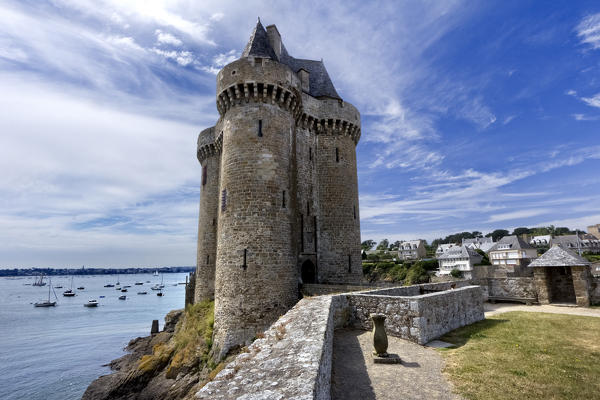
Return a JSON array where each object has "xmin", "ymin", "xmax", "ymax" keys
[
  {"xmin": 571, "ymin": 266, "xmax": 591, "ymax": 307},
  {"xmin": 533, "ymin": 267, "xmax": 551, "ymax": 304}
]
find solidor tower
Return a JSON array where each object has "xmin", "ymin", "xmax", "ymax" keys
[{"xmin": 195, "ymin": 20, "xmax": 362, "ymax": 357}]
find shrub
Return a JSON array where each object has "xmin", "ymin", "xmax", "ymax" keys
[
  {"xmin": 405, "ymin": 264, "xmax": 430, "ymax": 284},
  {"xmin": 415, "ymin": 259, "xmax": 439, "ymax": 271},
  {"xmin": 366, "ymin": 253, "xmax": 380, "ymax": 262},
  {"xmin": 375, "ymin": 262, "xmax": 396, "ymax": 273},
  {"xmin": 450, "ymin": 268, "xmax": 462, "ymax": 278},
  {"xmin": 362, "ymin": 262, "xmax": 376, "ymax": 275}
]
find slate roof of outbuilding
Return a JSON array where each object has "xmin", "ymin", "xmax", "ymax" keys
[
  {"xmin": 488, "ymin": 235, "xmax": 535, "ymax": 252},
  {"xmin": 528, "ymin": 245, "xmax": 590, "ymax": 267},
  {"xmin": 241, "ymin": 20, "xmax": 341, "ymax": 100}
]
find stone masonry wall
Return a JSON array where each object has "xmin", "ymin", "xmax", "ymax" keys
[
  {"xmin": 213, "ymin": 100, "xmax": 298, "ymax": 358},
  {"xmin": 197, "ymin": 296, "xmax": 337, "ymax": 400},
  {"xmin": 194, "ymin": 131, "xmax": 220, "ymax": 303},
  {"xmin": 316, "ymin": 132, "xmax": 361, "ymax": 284},
  {"xmin": 345, "ymin": 285, "xmax": 484, "ymax": 344}
]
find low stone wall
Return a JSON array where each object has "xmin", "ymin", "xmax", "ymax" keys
[
  {"xmin": 196, "ymin": 296, "xmax": 336, "ymax": 400},
  {"xmin": 483, "ymin": 277, "xmax": 537, "ymax": 300},
  {"xmin": 345, "ymin": 285, "xmax": 484, "ymax": 344},
  {"xmin": 302, "ymin": 282, "xmax": 392, "ymax": 296},
  {"xmin": 365, "ymin": 281, "xmax": 471, "ymax": 296}
]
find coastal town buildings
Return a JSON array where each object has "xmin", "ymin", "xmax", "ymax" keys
[
  {"xmin": 462, "ymin": 237, "xmax": 495, "ymax": 253},
  {"xmin": 588, "ymin": 224, "xmax": 600, "ymax": 239},
  {"xmin": 488, "ymin": 235, "xmax": 538, "ymax": 275},
  {"xmin": 435, "ymin": 243, "xmax": 459, "ymax": 257},
  {"xmin": 397, "ymin": 240, "xmax": 427, "ymax": 260},
  {"xmin": 551, "ymin": 234, "xmax": 600, "ymax": 255},
  {"xmin": 437, "ymin": 245, "xmax": 483, "ymax": 279}
]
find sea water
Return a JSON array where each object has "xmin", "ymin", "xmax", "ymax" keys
[{"xmin": 0, "ymin": 273, "xmax": 189, "ymax": 400}]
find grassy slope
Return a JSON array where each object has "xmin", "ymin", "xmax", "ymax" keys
[{"xmin": 439, "ymin": 312, "xmax": 600, "ymax": 400}]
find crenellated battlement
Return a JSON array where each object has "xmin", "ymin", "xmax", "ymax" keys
[{"xmin": 216, "ymin": 82, "xmax": 303, "ymax": 119}]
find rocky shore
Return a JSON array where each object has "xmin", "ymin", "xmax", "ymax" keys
[{"xmin": 82, "ymin": 307, "xmax": 212, "ymax": 400}]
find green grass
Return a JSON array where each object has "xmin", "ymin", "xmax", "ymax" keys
[{"xmin": 439, "ymin": 312, "xmax": 600, "ymax": 400}]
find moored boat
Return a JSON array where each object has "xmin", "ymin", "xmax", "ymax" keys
[
  {"xmin": 34, "ymin": 277, "xmax": 58, "ymax": 307},
  {"xmin": 118, "ymin": 295, "xmax": 126, "ymax": 300},
  {"xmin": 84, "ymin": 299, "xmax": 98, "ymax": 307}
]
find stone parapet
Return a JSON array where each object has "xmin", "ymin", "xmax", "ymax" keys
[{"xmin": 197, "ymin": 296, "xmax": 336, "ymax": 400}]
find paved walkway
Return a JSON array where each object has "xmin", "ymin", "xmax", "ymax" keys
[
  {"xmin": 484, "ymin": 302, "xmax": 600, "ymax": 318},
  {"xmin": 331, "ymin": 329, "xmax": 460, "ymax": 400}
]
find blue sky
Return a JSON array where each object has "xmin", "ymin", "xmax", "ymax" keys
[{"xmin": 1, "ymin": 0, "xmax": 600, "ymax": 267}]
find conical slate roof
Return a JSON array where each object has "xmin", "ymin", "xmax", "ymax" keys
[
  {"xmin": 240, "ymin": 20, "xmax": 341, "ymax": 100},
  {"xmin": 528, "ymin": 245, "xmax": 590, "ymax": 268},
  {"xmin": 241, "ymin": 19, "xmax": 277, "ymax": 60}
]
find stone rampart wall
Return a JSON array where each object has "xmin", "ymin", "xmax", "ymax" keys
[{"xmin": 197, "ymin": 295, "xmax": 336, "ymax": 400}]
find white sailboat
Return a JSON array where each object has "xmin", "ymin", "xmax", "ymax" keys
[{"xmin": 34, "ymin": 278, "xmax": 58, "ymax": 307}]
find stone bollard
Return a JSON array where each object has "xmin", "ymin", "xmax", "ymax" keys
[
  {"xmin": 151, "ymin": 319, "xmax": 159, "ymax": 335},
  {"xmin": 370, "ymin": 313, "xmax": 388, "ymax": 356},
  {"xmin": 370, "ymin": 313, "xmax": 401, "ymax": 364}
]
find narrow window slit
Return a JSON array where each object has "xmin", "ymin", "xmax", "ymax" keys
[
  {"xmin": 258, "ymin": 120, "xmax": 263, "ymax": 137},
  {"xmin": 242, "ymin": 249, "xmax": 247, "ymax": 269},
  {"xmin": 202, "ymin": 165, "xmax": 207, "ymax": 186},
  {"xmin": 335, "ymin": 147, "xmax": 339, "ymax": 162},
  {"xmin": 206, "ymin": 255, "xmax": 209, "ymax": 264},
  {"xmin": 282, "ymin": 190, "xmax": 286, "ymax": 208},
  {"xmin": 348, "ymin": 255, "xmax": 352, "ymax": 273},
  {"xmin": 309, "ymin": 147, "xmax": 312, "ymax": 160},
  {"xmin": 221, "ymin": 189, "xmax": 227, "ymax": 212},
  {"xmin": 353, "ymin": 205, "xmax": 356, "ymax": 219}
]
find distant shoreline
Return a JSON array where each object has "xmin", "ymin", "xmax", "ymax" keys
[{"xmin": 0, "ymin": 266, "xmax": 195, "ymax": 277}]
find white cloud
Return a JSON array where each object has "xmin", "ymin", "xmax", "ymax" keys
[
  {"xmin": 572, "ymin": 113, "xmax": 600, "ymax": 121},
  {"xmin": 487, "ymin": 209, "xmax": 550, "ymax": 223},
  {"xmin": 503, "ymin": 115, "xmax": 516, "ymax": 124},
  {"xmin": 0, "ymin": 79, "xmax": 202, "ymax": 267},
  {"xmin": 155, "ymin": 29, "xmax": 183, "ymax": 46},
  {"xmin": 576, "ymin": 13, "xmax": 600, "ymax": 49},
  {"xmin": 581, "ymin": 93, "xmax": 600, "ymax": 108},
  {"xmin": 151, "ymin": 48, "xmax": 194, "ymax": 66}
]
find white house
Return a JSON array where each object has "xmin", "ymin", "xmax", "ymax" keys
[
  {"xmin": 462, "ymin": 237, "xmax": 495, "ymax": 253},
  {"xmin": 435, "ymin": 243, "xmax": 459, "ymax": 258},
  {"xmin": 488, "ymin": 235, "xmax": 538, "ymax": 271},
  {"xmin": 397, "ymin": 240, "xmax": 427, "ymax": 260},
  {"xmin": 437, "ymin": 245, "xmax": 483, "ymax": 279}
]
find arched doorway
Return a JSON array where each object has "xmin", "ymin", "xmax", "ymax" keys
[{"xmin": 301, "ymin": 259, "xmax": 316, "ymax": 284}]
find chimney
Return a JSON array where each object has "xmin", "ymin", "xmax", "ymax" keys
[
  {"xmin": 266, "ymin": 25, "xmax": 281, "ymax": 60},
  {"xmin": 299, "ymin": 69, "xmax": 310, "ymax": 92}
]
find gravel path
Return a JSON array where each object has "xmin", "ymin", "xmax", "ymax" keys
[
  {"xmin": 331, "ymin": 329, "xmax": 461, "ymax": 400},
  {"xmin": 484, "ymin": 302, "xmax": 600, "ymax": 318}
]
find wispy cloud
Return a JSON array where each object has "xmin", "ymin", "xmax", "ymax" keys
[
  {"xmin": 155, "ymin": 29, "xmax": 183, "ymax": 47},
  {"xmin": 580, "ymin": 93, "xmax": 600, "ymax": 108},
  {"xmin": 576, "ymin": 13, "xmax": 600, "ymax": 49}
]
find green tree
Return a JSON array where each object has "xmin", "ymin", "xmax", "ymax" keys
[
  {"xmin": 361, "ymin": 240, "xmax": 376, "ymax": 251},
  {"xmin": 485, "ymin": 229, "xmax": 510, "ymax": 242},
  {"xmin": 512, "ymin": 227, "xmax": 531, "ymax": 236},
  {"xmin": 390, "ymin": 240, "xmax": 401, "ymax": 250},
  {"xmin": 376, "ymin": 239, "xmax": 389, "ymax": 250},
  {"xmin": 475, "ymin": 249, "xmax": 491, "ymax": 265},
  {"xmin": 405, "ymin": 264, "xmax": 430, "ymax": 284}
]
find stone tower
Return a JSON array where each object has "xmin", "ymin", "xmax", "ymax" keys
[{"xmin": 195, "ymin": 20, "xmax": 362, "ymax": 357}]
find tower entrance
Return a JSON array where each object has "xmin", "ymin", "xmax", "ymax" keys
[{"xmin": 301, "ymin": 259, "xmax": 317, "ymax": 284}]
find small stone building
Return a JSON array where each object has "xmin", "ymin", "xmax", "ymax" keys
[{"xmin": 529, "ymin": 245, "xmax": 592, "ymax": 306}]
